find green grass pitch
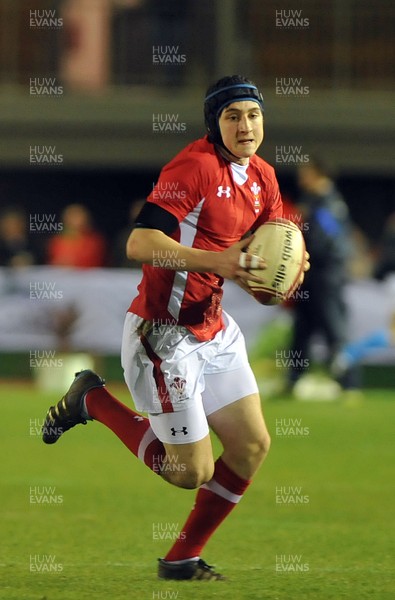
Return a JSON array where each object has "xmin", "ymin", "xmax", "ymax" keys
[{"xmin": 1, "ymin": 382, "xmax": 394, "ymax": 600}]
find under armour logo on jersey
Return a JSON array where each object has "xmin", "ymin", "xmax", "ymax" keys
[
  {"xmin": 171, "ymin": 427, "xmax": 188, "ymax": 436},
  {"xmin": 251, "ymin": 182, "xmax": 261, "ymax": 196},
  {"xmin": 133, "ymin": 415, "xmax": 144, "ymax": 422},
  {"xmin": 217, "ymin": 185, "xmax": 231, "ymax": 198}
]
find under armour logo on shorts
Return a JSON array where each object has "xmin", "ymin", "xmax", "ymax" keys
[
  {"xmin": 171, "ymin": 427, "xmax": 188, "ymax": 436},
  {"xmin": 217, "ymin": 185, "xmax": 231, "ymax": 198}
]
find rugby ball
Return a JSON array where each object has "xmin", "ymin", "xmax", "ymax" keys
[{"xmin": 247, "ymin": 218, "xmax": 305, "ymax": 305}]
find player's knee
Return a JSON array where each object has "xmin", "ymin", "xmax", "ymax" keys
[
  {"xmin": 238, "ymin": 430, "xmax": 271, "ymax": 472},
  {"xmin": 249, "ymin": 431, "xmax": 271, "ymax": 468},
  {"xmin": 258, "ymin": 430, "xmax": 271, "ymax": 459},
  {"xmin": 168, "ymin": 463, "xmax": 214, "ymax": 490}
]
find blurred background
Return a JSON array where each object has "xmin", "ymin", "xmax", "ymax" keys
[{"xmin": 0, "ymin": 0, "xmax": 394, "ymax": 393}]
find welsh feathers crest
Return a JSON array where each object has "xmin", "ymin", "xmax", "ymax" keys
[
  {"xmin": 169, "ymin": 377, "xmax": 187, "ymax": 400},
  {"xmin": 251, "ymin": 182, "xmax": 261, "ymax": 196}
]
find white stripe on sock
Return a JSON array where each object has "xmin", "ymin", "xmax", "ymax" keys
[
  {"xmin": 137, "ymin": 426, "xmax": 158, "ymax": 462},
  {"xmin": 201, "ymin": 480, "xmax": 242, "ymax": 504}
]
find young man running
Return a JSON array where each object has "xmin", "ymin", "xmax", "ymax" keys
[{"xmin": 42, "ymin": 75, "xmax": 308, "ymax": 581}]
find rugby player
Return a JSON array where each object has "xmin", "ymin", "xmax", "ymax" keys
[{"xmin": 42, "ymin": 75, "xmax": 309, "ymax": 580}]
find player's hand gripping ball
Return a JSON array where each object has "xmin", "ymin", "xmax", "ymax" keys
[{"xmin": 246, "ymin": 218, "xmax": 306, "ymax": 305}]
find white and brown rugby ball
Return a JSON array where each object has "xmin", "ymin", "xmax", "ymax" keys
[{"xmin": 247, "ymin": 218, "xmax": 306, "ymax": 305}]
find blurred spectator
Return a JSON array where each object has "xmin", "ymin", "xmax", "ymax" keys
[
  {"xmin": 288, "ymin": 158, "xmax": 354, "ymax": 390},
  {"xmin": 60, "ymin": 0, "xmax": 111, "ymax": 92},
  {"xmin": 112, "ymin": 199, "xmax": 145, "ymax": 268},
  {"xmin": 47, "ymin": 204, "xmax": 106, "ymax": 268},
  {"xmin": 374, "ymin": 211, "xmax": 395, "ymax": 280},
  {"xmin": 0, "ymin": 206, "xmax": 43, "ymax": 267},
  {"xmin": 348, "ymin": 226, "xmax": 374, "ymax": 280}
]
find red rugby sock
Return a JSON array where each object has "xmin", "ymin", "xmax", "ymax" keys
[
  {"xmin": 164, "ymin": 457, "xmax": 251, "ymax": 561},
  {"xmin": 85, "ymin": 386, "xmax": 165, "ymax": 472}
]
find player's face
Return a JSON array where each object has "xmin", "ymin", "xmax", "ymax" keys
[{"xmin": 218, "ymin": 101, "xmax": 264, "ymax": 164}]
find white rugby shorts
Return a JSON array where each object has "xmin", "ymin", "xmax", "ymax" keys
[{"xmin": 121, "ymin": 310, "xmax": 259, "ymax": 444}]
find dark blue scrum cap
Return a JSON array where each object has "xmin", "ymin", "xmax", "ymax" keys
[{"xmin": 204, "ymin": 75, "xmax": 264, "ymax": 146}]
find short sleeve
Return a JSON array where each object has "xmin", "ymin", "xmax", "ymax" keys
[{"xmin": 147, "ymin": 154, "xmax": 209, "ymax": 223}]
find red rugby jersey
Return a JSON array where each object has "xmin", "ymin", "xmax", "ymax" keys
[{"xmin": 129, "ymin": 136, "xmax": 282, "ymax": 341}]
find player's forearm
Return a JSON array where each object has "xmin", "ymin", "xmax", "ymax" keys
[{"xmin": 126, "ymin": 228, "xmax": 217, "ymax": 273}]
